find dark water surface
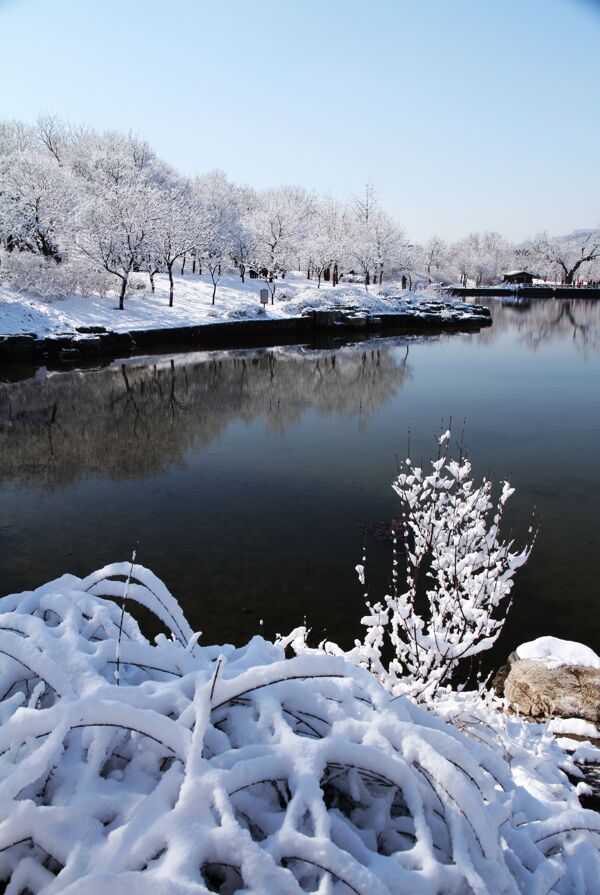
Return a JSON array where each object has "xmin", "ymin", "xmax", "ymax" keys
[{"xmin": 1, "ymin": 298, "xmax": 599, "ymax": 667}]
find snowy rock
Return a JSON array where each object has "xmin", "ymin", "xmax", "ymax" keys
[
  {"xmin": 75, "ymin": 324, "xmax": 108, "ymax": 334},
  {"xmin": 347, "ymin": 313, "xmax": 368, "ymax": 329},
  {"xmin": 496, "ymin": 639, "xmax": 600, "ymax": 723},
  {"xmin": 311, "ymin": 308, "xmax": 347, "ymax": 327},
  {"xmin": 0, "ymin": 333, "xmax": 38, "ymax": 362},
  {"xmin": 74, "ymin": 335, "xmax": 104, "ymax": 354}
]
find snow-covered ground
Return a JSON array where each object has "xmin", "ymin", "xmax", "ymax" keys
[
  {"xmin": 0, "ymin": 271, "xmax": 435, "ymax": 337},
  {"xmin": 1, "ymin": 564, "xmax": 599, "ymax": 894}
]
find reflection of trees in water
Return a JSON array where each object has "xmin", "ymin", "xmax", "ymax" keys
[
  {"xmin": 517, "ymin": 301, "xmax": 600, "ymax": 354},
  {"xmin": 475, "ymin": 299, "xmax": 600, "ymax": 354},
  {"xmin": 0, "ymin": 342, "xmax": 412, "ymax": 489}
]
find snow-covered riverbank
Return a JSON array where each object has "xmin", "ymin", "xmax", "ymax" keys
[{"xmin": 0, "ymin": 271, "xmax": 484, "ymax": 337}]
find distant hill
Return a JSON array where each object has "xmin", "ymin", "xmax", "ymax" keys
[{"xmin": 559, "ymin": 228, "xmax": 597, "ymax": 242}]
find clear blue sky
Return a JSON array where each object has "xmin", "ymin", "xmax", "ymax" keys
[{"xmin": 0, "ymin": 0, "xmax": 598, "ymax": 241}]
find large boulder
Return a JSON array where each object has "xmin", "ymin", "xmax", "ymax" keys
[{"xmin": 495, "ymin": 637, "xmax": 600, "ymax": 724}]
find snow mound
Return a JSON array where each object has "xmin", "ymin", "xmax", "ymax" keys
[
  {"xmin": 517, "ymin": 636, "xmax": 600, "ymax": 669},
  {"xmin": 276, "ymin": 284, "xmax": 412, "ymax": 316},
  {"xmin": 1, "ymin": 566, "xmax": 599, "ymax": 894},
  {"xmin": 548, "ymin": 718, "xmax": 600, "ymax": 740},
  {"xmin": 0, "ymin": 287, "xmax": 73, "ymax": 336}
]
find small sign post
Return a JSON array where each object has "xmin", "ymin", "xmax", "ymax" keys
[{"xmin": 260, "ymin": 288, "xmax": 269, "ymax": 305}]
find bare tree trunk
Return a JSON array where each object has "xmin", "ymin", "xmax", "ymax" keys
[
  {"xmin": 240, "ymin": 264, "xmax": 245, "ymax": 283},
  {"xmin": 149, "ymin": 270, "xmax": 156, "ymax": 293},
  {"xmin": 212, "ymin": 281, "xmax": 217, "ymax": 305},
  {"xmin": 317, "ymin": 272, "xmax": 321, "ymax": 288},
  {"xmin": 192, "ymin": 258, "xmax": 196, "ymax": 274},
  {"xmin": 333, "ymin": 263, "xmax": 338, "ymax": 287},
  {"xmin": 118, "ymin": 276, "xmax": 127, "ymax": 311},
  {"xmin": 168, "ymin": 263, "xmax": 175, "ymax": 307},
  {"xmin": 181, "ymin": 255, "xmax": 186, "ymax": 276}
]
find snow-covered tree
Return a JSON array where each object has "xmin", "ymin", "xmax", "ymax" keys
[
  {"xmin": 371, "ymin": 207, "xmax": 407, "ymax": 284},
  {"xmin": 352, "ymin": 181, "xmax": 377, "ymax": 226},
  {"xmin": 195, "ymin": 170, "xmax": 238, "ymax": 303},
  {"xmin": 527, "ymin": 229, "xmax": 600, "ymax": 284},
  {"xmin": 0, "ymin": 145, "xmax": 72, "ymax": 261},
  {"xmin": 449, "ymin": 231, "xmax": 510, "ymax": 287},
  {"xmin": 75, "ymin": 187, "xmax": 157, "ymax": 309},
  {"xmin": 229, "ymin": 185, "xmax": 259, "ymax": 284},
  {"xmin": 247, "ymin": 186, "xmax": 314, "ymax": 303},
  {"xmin": 72, "ymin": 133, "xmax": 163, "ymax": 309},
  {"xmin": 422, "ymin": 235, "xmax": 447, "ymax": 277},
  {"xmin": 152, "ymin": 179, "xmax": 202, "ymax": 306},
  {"xmin": 348, "ymin": 186, "xmax": 406, "ymax": 288},
  {"xmin": 304, "ymin": 197, "xmax": 349, "ymax": 287},
  {"xmin": 35, "ymin": 114, "xmax": 71, "ymax": 166}
]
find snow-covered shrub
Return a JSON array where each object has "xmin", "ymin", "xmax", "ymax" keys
[
  {"xmin": 358, "ymin": 431, "xmax": 532, "ymax": 700},
  {"xmin": 414, "ymin": 281, "xmax": 449, "ymax": 299},
  {"xmin": 1, "ymin": 563, "xmax": 598, "ymax": 894},
  {"xmin": 126, "ymin": 276, "xmax": 148, "ymax": 294},
  {"xmin": 0, "ymin": 247, "xmax": 111, "ymax": 299},
  {"xmin": 224, "ymin": 305, "xmax": 266, "ymax": 320}
]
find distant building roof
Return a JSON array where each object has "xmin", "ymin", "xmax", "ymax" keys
[{"xmin": 503, "ymin": 270, "xmax": 538, "ymax": 277}]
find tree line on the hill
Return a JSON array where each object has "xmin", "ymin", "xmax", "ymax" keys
[{"xmin": 0, "ymin": 116, "xmax": 599, "ymax": 307}]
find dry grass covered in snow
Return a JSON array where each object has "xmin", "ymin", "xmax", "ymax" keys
[{"xmin": 1, "ymin": 563, "xmax": 599, "ymax": 894}]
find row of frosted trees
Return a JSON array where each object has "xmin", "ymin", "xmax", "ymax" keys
[
  {"xmin": 422, "ymin": 229, "xmax": 600, "ymax": 288},
  {"xmin": 1, "ymin": 117, "xmax": 599, "ymax": 307},
  {"xmin": 0, "ymin": 118, "xmax": 411, "ymax": 308}
]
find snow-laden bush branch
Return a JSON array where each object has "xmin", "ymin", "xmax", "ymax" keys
[
  {"xmin": 357, "ymin": 430, "xmax": 533, "ymax": 700},
  {"xmin": 1, "ymin": 563, "xmax": 599, "ymax": 893}
]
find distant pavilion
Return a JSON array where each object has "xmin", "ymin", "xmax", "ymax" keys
[{"xmin": 502, "ymin": 270, "xmax": 539, "ymax": 285}]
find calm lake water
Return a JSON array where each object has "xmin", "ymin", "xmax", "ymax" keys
[{"xmin": 1, "ymin": 297, "xmax": 599, "ymax": 669}]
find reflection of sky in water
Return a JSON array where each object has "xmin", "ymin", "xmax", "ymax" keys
[{"xmin": 1, "ymin": 297, "xmax": 599, "ymax": 667}]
